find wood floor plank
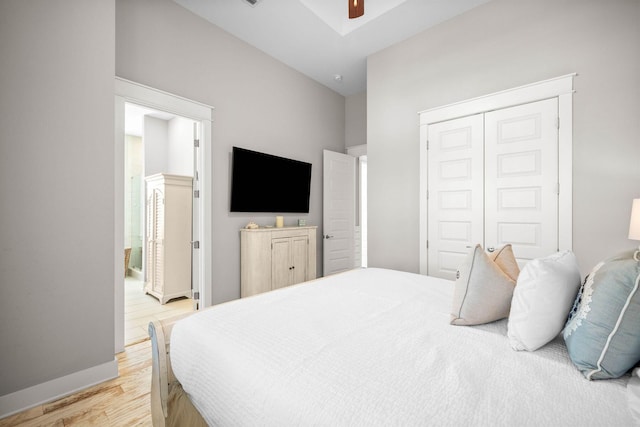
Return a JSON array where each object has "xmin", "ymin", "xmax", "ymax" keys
[
  {"xmin": 123, "ymin": 277, "xmax": 193, "ymax": 346},
  {"xmin": 0, "ymin": 279, "xmax": 194, "ymax": 426},
  {"xmin": 105, "ymin": 393, "xmax": 152, "ymax": 426},
  {"xmin": 0, "ymin": 406, "xmax": 43, "ymax": 426}
]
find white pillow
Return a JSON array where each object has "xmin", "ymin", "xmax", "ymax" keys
[{"xmin": 507, "ymin": 250, "xmax": 581, "ymax": 351}]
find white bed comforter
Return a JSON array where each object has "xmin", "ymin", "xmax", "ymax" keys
[{"xmin": 171, "ymin": 268, "xmax": 636, "ymax": 426}]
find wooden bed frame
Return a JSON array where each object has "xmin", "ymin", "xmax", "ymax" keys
[{"xmin": 148, "ymin": 314, "xmax": 207, "ymax": 427}]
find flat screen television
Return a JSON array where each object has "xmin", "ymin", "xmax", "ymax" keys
[{"xmin": 230, "ymin": 146, "xmax": 312, "ymax": 213}]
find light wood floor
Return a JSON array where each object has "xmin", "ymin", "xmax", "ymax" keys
[
  {"xmin": 0, "ymin": 339, "xmax": 153, "ymax": 426},
  {"xmin": 124, "ymin": 277, "xmax": 193, "ymax": 346},
  {"xmin": 0, "ymin": 278, "xmax": 194, "ymax": 426}
]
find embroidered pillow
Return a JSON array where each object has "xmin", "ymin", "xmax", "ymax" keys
[
  {"xmin": 563, "ymin": 249, "xmax": 640, "ymax": 379},
  {"xmin": 451, "ymin": 244, "xmax": 516, "ymax": 326},
  {"xmin": 508, "ymin": 251, "xmax": 581, "ymax": 351}
]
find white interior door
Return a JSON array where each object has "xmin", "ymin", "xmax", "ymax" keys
[
  {"xmin": 484, "ymin": 98, "xmax": 559, "ymax": 267},
  {"xmin": 323, "ymin": 150, "xmax": 355, "ymax": 276},
  {"xmin": 427, "ymin": 114, "xmax": 484, "ymax": 279}
]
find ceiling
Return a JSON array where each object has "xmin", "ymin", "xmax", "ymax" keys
[
  {"xmin": 172, "ymin": 0, "xmax": 491, "ymax": 96},
  {"xmin": 125, "ymin": 103, "xmax": 178, "ymax": 136}
]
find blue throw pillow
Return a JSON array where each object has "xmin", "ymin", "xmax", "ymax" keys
[{"xmin": 563, "ymin": 249, "xmax": 640, "ymax": 380}]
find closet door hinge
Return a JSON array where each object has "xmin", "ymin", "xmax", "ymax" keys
[
  {"xmin": 555, "ymin": 118, "xmax": 560, "ymax": 129},
  {"xmin": 556, "ymin": 183, "xmax": 560, "ymax": 195},
  {"xmin": 426, "ymin": 140, "xmax": 430, "ymax": 150},
  {"xmin": 192, "ymin": 241, "xmax": 200, "ymax": 249},
  {"xmin": 194, "ymin": 139, "xmax": 200, "ymax": 148},
  {"xmin": 194, "ymin": 190, "xmax": 200, "ymax": 198},
  {"xmin": 426, "ymin": 240, "xmax": 429, "ymax": 249}
]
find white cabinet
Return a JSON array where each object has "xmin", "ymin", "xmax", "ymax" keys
[
  {"xmin": 145, "ymin": 173, "xmax": 193, "ymax": 304},
  {"xmin": 240, "ymin": 226, "xmax": 317, "ymax": 297}
]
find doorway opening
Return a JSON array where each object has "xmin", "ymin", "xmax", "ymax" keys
[
  {"xmin": 358, "ymin": 155, "xmax": 367, "ymax": 268},
  {"xmin": 322, "ymin": 147, "xmax": 367, "ymax": 277},
  {"xmin": 115, "ymin": 77, "xmax": 214, "ymax": 353},
  {"xmin": 122, "ymin": 103, "xmax": 196, "ymax": 345},
  {"xmin": 347, "ymin": 144, "xmax": 367, "ymax": 269}
]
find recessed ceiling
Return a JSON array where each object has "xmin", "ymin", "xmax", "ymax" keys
[
  {"xmin": 172, "ymin": 0, "xmax": 491, "ymax": 96},
  {"xmin": 299, "ymin": 0, "xmax": 409, "ymax": 36}
]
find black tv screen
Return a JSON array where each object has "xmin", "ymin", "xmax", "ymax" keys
[{"xmin": 230, "ymin": 147, "xmax": 312, "ymax": 213}]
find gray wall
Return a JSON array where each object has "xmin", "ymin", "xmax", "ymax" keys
[
  {"xmin": 144, "ymin": 116, "xmax": 169, "ymax": 176},
  {"xmin": 116, "ymin": 0, "xmax": 345, "ymax": 304},
  {"xmin": 0, "ymin": 0, "xmax": 115, "ymax": 396},
  {"xmin": 346, "ymin": 91, "xmax": 367, "ymax": 148},
  {"xmin": 367, "ymin": 0, "xmax": 640, "ymax": 276}
]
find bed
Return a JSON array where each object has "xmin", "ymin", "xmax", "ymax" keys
[{"xmin": 149, "ymin": 267, "xmax": 639, "ymax": 426}]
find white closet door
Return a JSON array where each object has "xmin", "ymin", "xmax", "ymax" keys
[
  {"xmin": 484, "ymin": 98, "xmax": 559, "ymax": 267},
  {"xmin": 427, "ymin": 114, "xmax": 484, "ymax": 279}
]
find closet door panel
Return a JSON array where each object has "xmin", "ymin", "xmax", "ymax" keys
[
  {"xmin": 427, "ymin": 114, "xmax": 484, "ymax": 279},
  {"xmin": 485, "ymin": 98, "xmax": 559, "ymax": 267}
]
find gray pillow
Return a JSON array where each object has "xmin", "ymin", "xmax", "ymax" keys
[
  {"xmin": 563, "ymin": 249, "xmax": 640, "ymax": 379},
  {"xmin": 451, "ymin": 244, "xmax": 516, "ymax": 326}
]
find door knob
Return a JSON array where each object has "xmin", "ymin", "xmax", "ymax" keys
[
  {"xmin": 324, "ymin": 235, "xmax": 334, "ymax": 239},
  {"xmin": 487, "ymin": 247, "xmax": 495, "ymax": 252}
]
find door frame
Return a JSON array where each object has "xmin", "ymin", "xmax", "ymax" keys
[
  {"xmin": 418, "ymin": 74, "xmax": 575, "ymax": 275},
  {"xmin": 114, "ymin": 77, "xmax": 214, "ymax": 352},
  {"xmin": 347, "ymin": 144, "xmax": 367, "ymax": 268}
]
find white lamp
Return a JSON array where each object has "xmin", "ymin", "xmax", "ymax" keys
[{"xmin": 629, "ymin": 199, "xmax": 640, "ymax": 260}]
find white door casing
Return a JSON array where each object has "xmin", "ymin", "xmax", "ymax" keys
[
  {"xmin": 191, "ymin": 122, "xmax": 200, "ymax": 309},
  {"xmin": 419, "ymin": 74, "xmax": 574, "ymax": 276},
  {"xmin": 114, "ymin": 77, "xmax": 213, "ymax": 353},
  {"xmin": 485, "ymin": 98, "xmax": 559, "ymax": 268},
  {"xmin": 323, "ymin": 150, "xmax": 356, "ymax": 276},
  {"xmin": 427, "ymin": 114, "xmax": 484, "ymax": 279}
]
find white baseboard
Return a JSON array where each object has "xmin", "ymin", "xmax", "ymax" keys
[{"xmin": 0, "ymin": 358, "xmax": 118, "ymax": 420}]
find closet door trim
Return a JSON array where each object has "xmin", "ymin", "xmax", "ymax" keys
[{"xmin": 418, "ymin": 74, "xmax": 575, "ymax": 275}]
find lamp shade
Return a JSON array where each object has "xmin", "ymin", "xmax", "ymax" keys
[{"xmin": 629, "ymin": 199, "xmax": 640, "ymax": 241}]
